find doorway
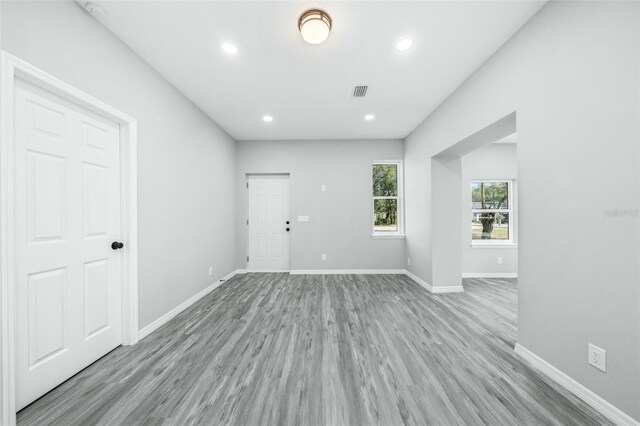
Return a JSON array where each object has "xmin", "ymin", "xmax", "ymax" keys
[
  {"xmin": 430, "ymin": 111, "xmax": 517, "ymax": 290},
  {"xmin": 246, "ymin": 174, "xmax": 290, "ymax": 271},
  {"xmin": 14, "ymin": 79, "xmax": 126, "ymax": 409},
  {"xmin": 0, "ymin": 52, "xmax": 139, "ymax": 423}
]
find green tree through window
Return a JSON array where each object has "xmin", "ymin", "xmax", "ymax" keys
[
  {"xmin": 373, "ymin": 163, "xmax": 400, "ymax": 232},
  {"xmin": 471, "ymin": 181, "xmax": 512, "ymax": 242}
]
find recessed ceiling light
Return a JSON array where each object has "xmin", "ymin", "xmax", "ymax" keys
[
  {"xmin": 364, "ymin": 114, "xmax": 375, "ymax": 121},
  {"xmin": 298, "ymin": 9, "xmax": 332, "ymax": 44},
  {"xmin": 263, "ymin": 115, "xmax": 273, "ymax": 122},
  {"xmin": 221, "ymin": 43, "xmax": 238, "ymax": 55},
  {"xmin": 396, "ymin": 38, "xmax": 413, "ymax": 51},
  {"xmin": 83, "ymin": 2, "xmax": 105, "ymax": 17}
]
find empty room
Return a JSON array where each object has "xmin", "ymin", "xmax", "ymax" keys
[{"xmin": 0, "ymin": 0, "xmax": 638, "ymax": 425}]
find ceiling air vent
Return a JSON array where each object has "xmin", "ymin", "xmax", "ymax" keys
[{"xmin": 353, "ymin": 86, "xmax": 368, "ymax": 97}]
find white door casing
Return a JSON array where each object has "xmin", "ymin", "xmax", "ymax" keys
[
  {"xmin": 14, "ymin": 80, "xmax": 123, "ymax": 410},
  {"xmin": 0, "ymin": 52, "xmax": 138, "ymax": 425},
  {"xmin": 247, "ymin": 175, "xmax": 290, "ymax": 271}
]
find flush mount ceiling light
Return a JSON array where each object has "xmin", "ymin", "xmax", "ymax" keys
[
  {"xmin": 396, "ymin": 38, "xmax": 413, "ymax": 51},
  {"xmin": 364, "ymin": 114, "xmax": 375, "ymax": 121},
  {"xmin": 263, "ymin": 115, "xmax": 273, "ymax": 122},
  {"xmin": 221, "ymin": 42, "xmax": 238, "ymax": 55},
  {"xmin": 298, "ymin": 9, "xmax": 332, "ymax": 45}
]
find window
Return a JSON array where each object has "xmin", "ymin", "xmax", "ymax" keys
[
  {"xmin": 471, "ymin": 180, "xmax": 514, "ymax": 244},
  {"xmin": 372, "ymin": 162, "xmax": 403, "ymax": 235}
]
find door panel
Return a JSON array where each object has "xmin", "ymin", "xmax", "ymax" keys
[
  {"xmin": 28, "ymin": 100, "xmax": 65, "ymax": 138},
  {"xmin": 247, "ymin": 175, "xmax": 290, "ymax": 271},
  {"xmin": 83, "ymin": 259, "xmax": 110, "ymax": 339},
  {"xmin": 27, "ymin": 268, "xmax": 68, "ymax": 367},
  {"xmin": 83, "ymin": 163, "xmax": 109, "ymax": 238},
  {"xmin": 15, "ymin": 80, "xmax": 122, "ymax": 410},
  {"xmin": 26, "ymin": 151, "xmax": 67, "ymax": 243}
]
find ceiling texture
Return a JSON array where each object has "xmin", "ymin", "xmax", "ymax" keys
[{"xmin": 88, "ymin": 1, "xmax": 545, "ymax": 141}]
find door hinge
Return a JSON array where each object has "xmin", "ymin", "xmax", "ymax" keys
[
  {"xmin": 246, "ymin": 182, "xmax": 249, "ymax": 189},
  {"xmin": 246, "ymin": 256, "xmax": 249, "ymax": 262},
  {"xmin": 246, "ymin": 219, "xmax": 249, "ymax": 225}
]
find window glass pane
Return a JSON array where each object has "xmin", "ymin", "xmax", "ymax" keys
[
  {"xmin": 471, "ymin": 212, "xmax": 509, "ymax": 240},
  {"xmin": 374, "ymin": 199, "xmax": 398, "ymax": 232},
  {"xmin": 373, "ymin": 164, "xmax": 398, "ymax": 197},
  {"xmin": 471, "ymin": 181, "xmax": 509, "ymax": 210}
]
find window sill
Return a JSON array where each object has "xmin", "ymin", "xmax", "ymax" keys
[
  {"xmin": 371, "ymin": 234, "xmax": 406, "ymax": 240},
  {"xmin": 470, "ymin": 243, "xmax": 518, "ymax": 249}
]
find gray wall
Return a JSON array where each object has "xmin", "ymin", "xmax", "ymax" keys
[
  {"xmin": 2, "ymin": 1, "xmax": 238, "ymax": 329},
  {"xmin": 405, "ymin": 1, "xmax": 639, "ymax": 419},
  {"xmin": 236, "ymin": 139, "xmax": 406, "ymax": 271},
  {"xmin": 462, "ymin": 143, "xmax": 518, "ymax": 275}
]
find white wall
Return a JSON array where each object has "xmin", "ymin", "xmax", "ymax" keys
[
  {"xmin": 1, "ymin": 1, "xmax": 238, "ymax": 329},
  {"xmin": 236, "ymin": 139, "xmax": 406, "ymax": 271},
  {"xmin": 405, "ymin": 1, "xmax": 639, "ymax": 420},
  {"xmin": 462, "ymin": 143, "xmax": 518, "ymax": 275}
]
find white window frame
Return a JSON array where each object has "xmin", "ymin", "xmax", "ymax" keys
[
  {"xmin": 372, "ymin": 161, "xmax": 404, "ymax": 238},
  {"xmin": 470, "ymin": 179, "xmax": 515, "ymax": 247}
]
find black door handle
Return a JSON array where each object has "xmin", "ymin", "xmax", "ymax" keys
[
  {"xmin": 111, "ymin": 241, "xmax": 124, "ymax": 250},
  {"xmin": 286, "ymin": 221, "xmax": 290, "ymax": 224},
  {"xmin": 286, "ymin": 228, "xmax": 290, "ymax": 232}
]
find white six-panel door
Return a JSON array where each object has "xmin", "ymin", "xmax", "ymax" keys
[
  {"xmin": 14, "ymin": 80, "xmax": 123, "ymax": 410},
  {"xmin": 247, "ymin": 175, "xmax": 290, "ymax": 271}
]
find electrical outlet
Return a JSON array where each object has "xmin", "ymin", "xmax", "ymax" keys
[
  {"xmin": 497, "ymin": 256, "xmax": 503, "ymax": 265},
  {"xmin": 321, "ymin": 254, "xmax": 327, "ymax": 262},
  {"xmin": 588, "ymin": 344, "xmax": 606, "ymax": 372},
  {"xmin": 208, "ymin": 266, "xmax": 213, "ymax": 277},
  {"xmin": 407, "ymin": 258, "xmax": 411, "ymax": 266},
  {"xmin": 321, "ymin": 185, "xmax": 327, "ymax": 192}
]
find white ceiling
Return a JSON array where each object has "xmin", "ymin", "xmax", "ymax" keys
[{"xmin": 88, "ymin": 1, "xmax": 545, "ymax": 141}]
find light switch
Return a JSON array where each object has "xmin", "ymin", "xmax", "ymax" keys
[{"xmin": 298, "ymin": 215, "xmax": 310, "ymax": 223}]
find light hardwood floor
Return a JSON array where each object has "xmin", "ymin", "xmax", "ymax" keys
[{"xmin": 18, "ymin": 274, "xmax": 610, "ymax": 425}]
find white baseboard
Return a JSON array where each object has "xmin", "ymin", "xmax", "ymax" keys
[
  {"xmin": 246, "ymin": 269, "xmax": 290, "ymax": 273},
  {"xmin": 289, "ymin": 269, "xmax": 406, "ymax": 275},
  {"xmin": 403, "ymin": 270, "xmax": 433, "ymax": 292},
  {"xmin": 462, "ymin": 272, "xmax": 518, "ymax": 278},
  {"xmin": 431, "ymin": 285, "xmax": 464, "ymax": 293},
  {"xmin": 514, "ymin": 343, "xmax": 639, "ymax": 426},
  {"xmin": 404, "ymin": 270, "xmax": 464, "ymax": 293},
  {"xmin": 138, "ymin": 269, "xmax": 240, "ymax": 340}
]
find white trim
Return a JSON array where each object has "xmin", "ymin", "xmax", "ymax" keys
[
  {"xmin": 247, "ymin": 269, "xmax": 291, "ymax": 273},
  {"xmin": 431, "ymin": 286, "xmax": 464, "ymax": 293},
  {"xmin": 514, "ymin": 343, "xmax": 639, "ymax": 426},
  {"xmin": 371, "ymin": 234, "xmax": 406, "ymax": 239},
  {"xmin": 470, "ymin": 243, "xmax": 518, "ymax": 249},
  {"xmin": 0, "ymin": 51, "xmax": 139, "ymax": 425},
  {"xmin": 462, "ymin": 272, "xmax": 518, "ymax": 278},
  {"xmin": 138, "ymin": 269, "xmax": 240, "ymax": 341},
  {"xmin": 404, "ymin": 270, "xmax": 464, "ymax": 293},
  {"xmin": 290, "ymin": 269, "xmax": 406, "ymax": 275},
  {"xmin": 403, "ymin": 270, "xmax": 433, "ymax": 292}
]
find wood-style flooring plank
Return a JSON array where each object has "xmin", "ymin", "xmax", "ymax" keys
[{"xmin": 18, "ymin": 274, "xmax": 611, "ymax": 426}]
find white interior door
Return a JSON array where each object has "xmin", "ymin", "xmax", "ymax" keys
[
  {"xmin": 247, "ymin": 175, "xmax": 290, "ymax": 271},
  {"xmin": 14, "ymin": 80, "xmax": 123, "ymax": 410}
]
